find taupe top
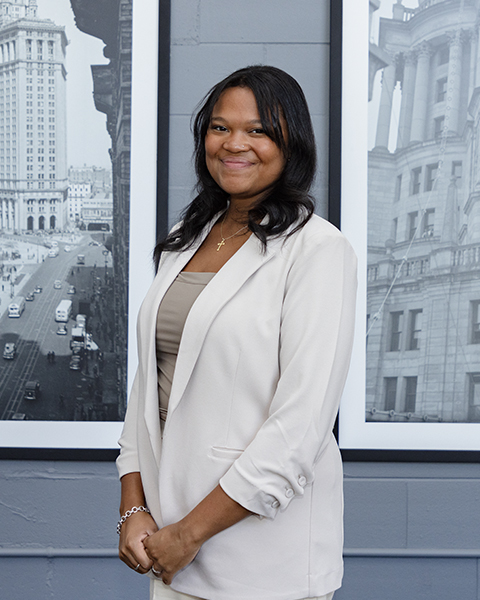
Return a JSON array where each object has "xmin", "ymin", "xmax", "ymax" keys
[{"xmin": 156, "ymin": 271, "xmax": 216, "ymax": 422}]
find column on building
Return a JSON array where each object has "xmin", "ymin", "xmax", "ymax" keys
[
  {"xmin": 445, "ymin": 29, "xmax": 464, "ymax": 136},
  {"xmin": 474, "ymin": 23, "xmax": 480, "ymax": 90},
  {"xmin": 375, "ymin": 58, "xmax": 397, "ymax": 149},
  {"xmin": 442, "ymin": 178, "xmax": 458, "ymax": 244},
  {"xmin": 410, "ymin": 41, "xmax": 431, "ymax": 143},
  {"xmin": 396, "ymin": 50, "xmax": 416, "ymax": 149},
  {"xmin": 468, "ymin": 29, "xmax": 476, "ymax": 103}
]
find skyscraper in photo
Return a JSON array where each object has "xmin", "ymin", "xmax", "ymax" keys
[{"xmin": 0, "ymin": 0, "xmax": 68, "ymax": 233}]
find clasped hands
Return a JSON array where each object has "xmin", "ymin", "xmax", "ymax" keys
[{"xmin": 119, "ymin": 512, "xmax": 202, "ymax": 586}]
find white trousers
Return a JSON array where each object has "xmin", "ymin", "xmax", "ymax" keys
[{"xmin": 150, "ymin": 578, "xmax": 335, "ymax": 600}]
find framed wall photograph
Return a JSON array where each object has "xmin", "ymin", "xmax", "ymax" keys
[
  {"xmin": 0, "ymin": 0, "xmax": 167, "ymax": 458},
  {"xmin": 338, "ymin": 0, "xmax": 480, "ymax": 459}
]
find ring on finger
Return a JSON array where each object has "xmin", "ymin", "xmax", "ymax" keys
[
  {"xmin": 134, "ymin": 563, "xmax": 141, "ymax": 571},
  {"xmin": 151, "ymin": 566, "xmax": 162, "ymax": 577}
]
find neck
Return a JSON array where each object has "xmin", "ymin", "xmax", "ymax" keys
[{"xmin": 225, "ymin": 199, "xmax": 254, "ymax": 225}]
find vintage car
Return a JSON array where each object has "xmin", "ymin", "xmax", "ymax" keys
[
  {"xmin": 24, "ymin": 381, "xmax": 40, "ymax": 400},
  {"xmin": 69, "ymin": 355, "xmax": 82, "ymax": 371},
  {"xmin": 3, "ymin": 342, "xmax": 16, "ymax": 360}
]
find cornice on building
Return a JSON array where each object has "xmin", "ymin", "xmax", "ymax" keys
[
  {"xmin": 70, "ymin": 0, "xmax": 119, "ymax": 60},
  {"xmin": 379, "ymin": 0, "xmax": 477, "ymax": 53},
  {"xmin": 91, "ymin": 64, "xmax": 114, "ymax": 118}
]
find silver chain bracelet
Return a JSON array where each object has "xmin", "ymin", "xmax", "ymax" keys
[{"xmin": 117, "ymin": 505, "xmax": 150, "ymax": 535}]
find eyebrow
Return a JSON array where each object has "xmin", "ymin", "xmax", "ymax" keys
[{"xmin": 210, "ymin": 116, "xmax": 263, "ymax": 126}]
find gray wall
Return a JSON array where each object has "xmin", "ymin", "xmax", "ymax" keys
[{"xmin": 2, "ymin": 1, "xmax": 479, "ymax": 599}]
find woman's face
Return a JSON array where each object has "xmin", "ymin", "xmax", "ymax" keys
[{"xmin": 205, "ymin": 86, "xmax": 286, "ymax": 207}]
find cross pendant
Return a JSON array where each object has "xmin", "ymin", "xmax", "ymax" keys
[{"xmin": 216, "ymin": 238, "xmax": 226, "ymax": 252}]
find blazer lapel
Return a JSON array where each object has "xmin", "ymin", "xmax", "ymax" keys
[
  {"xmin": 142, "ymin": 228, "xmax": 214, "ymax": 463},
  {"xmin": 164, "ymin": 233, "xmax": 283, "ymax": 428}
]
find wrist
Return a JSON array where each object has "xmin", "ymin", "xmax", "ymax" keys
[
  {"xmin": 120, "ymin": 472, "xmax": 146, "ymax": 515},
  {"xmin": 117, "ymin": 505, "xmax": 150, "ymax": 535},
  {"xmin": 178, "ymin": 513, "xmax": 210, "ymax": 547}
]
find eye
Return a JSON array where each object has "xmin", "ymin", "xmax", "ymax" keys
[
  {"xmin": 250, "ymin": 128, "xmax": 265, "ymax": 135},
  {"xmin": 210, "ymin": 124, "xmax": 228, "ymax": 132}
]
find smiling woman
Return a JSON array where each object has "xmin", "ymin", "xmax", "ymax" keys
[
  {"xmin": 205, "ymin": 87, "xmax": 286, "ymax": 208},
  {"xmin": 153, "ymin": 65, "xmax": 318, "ymax": 266},
  {"xmin": 117, "ymin": 65, "xmax": 357, "ymax": 600}
]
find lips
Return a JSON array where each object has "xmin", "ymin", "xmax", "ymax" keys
[{"xmin": 221, "ymin": 157, "xmax": 253, "ymax": 169}]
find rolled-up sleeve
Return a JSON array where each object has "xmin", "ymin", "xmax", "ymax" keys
[
  {"xmin": 219, "ymin": 231, "xmax": 357, "ymax": 519},
  {"xmin": 116, "ymin": 367, "xmax": 141, "ymax": 478}
]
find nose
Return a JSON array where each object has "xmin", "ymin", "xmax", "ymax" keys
[{"xmin": 223, "ymin": 131, "xmax": 248, "ymax": 152}]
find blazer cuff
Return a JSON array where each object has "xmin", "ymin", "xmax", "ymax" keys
[
  {"xmin": 116, "ymin": 452, "xmax": 140, "ymax": 480},
  {"xmin": 219, "ymin": 463, "xmax": 282, "ymax": 520}
]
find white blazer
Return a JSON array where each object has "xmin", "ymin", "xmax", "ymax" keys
[{"xmin": 117, "ymin": 214, "xmax": 357, "ymax": 600}]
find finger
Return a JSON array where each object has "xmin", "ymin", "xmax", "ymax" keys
[
  {"xmin": 121, "ymin": 535, "xmax": 153, "ymax": 569},
  {"xmin": 119, "ymin": 547, "xmax": 151, "ymax": 574},
  {"xmin": 151, "ymin": 565, "xmax": 163, "ymax": 579}
]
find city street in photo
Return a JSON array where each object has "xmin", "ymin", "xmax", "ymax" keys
[{"xmin": 0, "ymin": 0, "xmax": 132, "ymax": 425}]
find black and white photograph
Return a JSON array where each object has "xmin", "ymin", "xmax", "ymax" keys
[
  {"xmin": 367, "ymin": 0, "xmax": 480, "ymax": 425},
  {"xmin": 0, "ymin": 0, "xmax": 159, "ymax": 451},
  {"xmin": 340, "ymin": 0, "xmax": 480, "ymax": 451}
]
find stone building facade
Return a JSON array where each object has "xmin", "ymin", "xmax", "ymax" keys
[
  {"xmin": 368, "ymin": 0, "xmax": 480, "ymax": 422},
  {"xmin": 0, "ymin": 0, "xmax": 68, "ymax": 233},
  {"xmin": 70, "ymin": 0, "xmax": 132, "ymax": 415}
]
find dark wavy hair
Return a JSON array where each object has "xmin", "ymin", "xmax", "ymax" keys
[{"xmin": 154, "ymin": 65, "xmax": 317, "ymax": 268}]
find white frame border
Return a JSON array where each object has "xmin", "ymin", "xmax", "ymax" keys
[
  {"xmin": 339, "ymin": 0, "xmax": 480, "ymax": 452},
  {"xmin": 0, "ymin": 0, "xmax": 159, "ymax": 450}
]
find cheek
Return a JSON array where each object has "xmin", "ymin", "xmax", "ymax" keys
[
  {"xmin": 204, "ymin": 134, "xmax": 218, "ymax": 160},
  {"xmin": 204, "ymin": 139, "xmax": 217, "ymax": 176}
]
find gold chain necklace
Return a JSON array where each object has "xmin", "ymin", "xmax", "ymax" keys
[{"xmin": 217, "ymin": 213, "xmax": 248, "ymax": 251}]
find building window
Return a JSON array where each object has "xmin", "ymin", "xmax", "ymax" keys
[
  {"xmin": 389, "ymin": 311, "xmax": 403, "ymax": 352},
  {"xmin": 384, "ymin": 377, "xmax": 397, "ymax": 411},
  {"xmin": 391, "ymin": 217, "xmax": 398, "ymax": 243},
  {"xmin": 434, "ymin": 116, "xmax": 445, "ymax": 139},
  {"xmin": 471, "ymin": 301, "xmax": 480, "ymax": 344},
  {"xmin": 408, "ymin": 309, "xmax": 422, "ymax": 350},
  {"xmin": 404, "ymin": 377, "xmax": 417, "ymax": 413},
  {"xmin": 408, "ymin": 211, "xmax": 418, "ymax": 240},
  {"xmin": 452, "ymin": 160, "xmax": 462, "ymax": 184},
  {"xmin": 425, "ymin": 163, "xmax": 438, "ymax": 192},
  {"xmin": 422, "ymin": 208, "xmax": 435, "ymax": 237},
  {"xmin": 436, "ymin": 78, "xmax": 447, "ymax": 103},
  {"xmin": 411, "ymin": 167, "xmax": 421, "ymax": 195},
  {"xmin": 395, "ymin": 174, "xmax": 402, "ymax": 202}
]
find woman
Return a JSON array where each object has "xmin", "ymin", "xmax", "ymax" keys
[{"xmin": 117, "ymin": 65, "xmax": 357, "ymax": 600}]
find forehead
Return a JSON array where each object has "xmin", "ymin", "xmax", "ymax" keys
[{"xmin": 211, "ymin": 87, "xmax": 260, "ymax": 119}]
